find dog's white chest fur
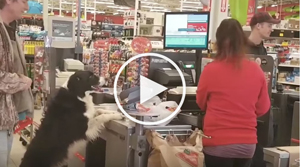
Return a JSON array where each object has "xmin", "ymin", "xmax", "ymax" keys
[
  {"xmin": 55, "ymin": 91, "xmax": 123, "ymax": 167},
  {"xmin": 78, "ymin": 91, "xmax": 96, "ymax": 119}
]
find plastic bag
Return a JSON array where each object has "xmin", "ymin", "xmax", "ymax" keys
[{"xmin": 146, "ymin": 129, "xmax": 204, "ymax": 167}]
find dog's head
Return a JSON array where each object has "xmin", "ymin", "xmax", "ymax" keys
[{"xmin": 67, "ymin": 71, "xmax": 100, "ymax": 98}]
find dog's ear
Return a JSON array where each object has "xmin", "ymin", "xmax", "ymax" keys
[{"xmin": 67, "ymin": 74, "xmax": 81, "ymax": 91}]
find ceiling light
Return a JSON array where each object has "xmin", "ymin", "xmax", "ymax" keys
[
  {"xmin": 107, "ymin": 5, "xmax": 129, "ymax": 9},
  {"xmin": 61, "ymin": 2, "xmax": 75, "ymax": 4},
  {"xmin": 175, "ymin": 8, "xmax": 198, "ymax": 11},
  {"xmin": 90, "ymin": 11, "xmax": 105, "ymax": 13},
  {"xmin": 257, "ymin": 5, "xmax": 263, "ymax": 8},
  {"xmin": 84, "ymin": 7, "xmax": 95, "ymax": 9},
  {"xmin": 180, "ymin": 1, "xmax": 201, "ymax": 4},
  {"xmin": 271, "ymin": 4, "xmax": 277, "ymax": 7},
  {"xmin": 141, "ymin": 1, "xmax": 158, "ymax": 5},
  {"xmin": 95, "ymin": 2, "xmax": 114, "ymax": 4},
  {"xmin": 182, "ymin": 6, "xmax": 203, "ymax": 9},
  {"xmin": 150, "ymin": 9, "xmax": 170, "ymax": 12}
]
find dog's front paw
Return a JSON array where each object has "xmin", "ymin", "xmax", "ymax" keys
[
  {"xmin": 95, "ymin": 109, "xmax": 117, "ymax": 115},
  {"xmin": 115, "ymin": 113, "xmax": 125, "ymax": 120},
  {"xmin": 94, "ymin": 113, "xmax": 124, "ymax": 123}
]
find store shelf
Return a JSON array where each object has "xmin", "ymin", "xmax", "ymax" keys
[
  {"xmin": 268, "ymin": 37, "xmax": 299, "ymax": 40},
  {"xmin": 102, "ymin": 23, "xmax": 123, "ymax": 26},
  {"xmin": 139, "ymin": 35, "xmax": 163, "ymax": 38},
  {"xmin": 140, "ymin": 24, "xmax": 164, "ymax": 27},
  {"xmin": 278, "ymin": 64, "xmax": 300, "ymax": 68},
  {"xmin": 277, "ymin": 81, "xmax": 300, "ymax": 86}
]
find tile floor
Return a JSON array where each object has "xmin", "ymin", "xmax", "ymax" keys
[{"xmin": 9, "ymin": 109, "xmax": 44, "ymax": 167}]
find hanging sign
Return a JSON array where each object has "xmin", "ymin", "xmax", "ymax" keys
[
  {"xmin": 220, "ymin": 0, "xmax": 227, "ymax": 12},
  {"xmin": 131, "ymin": 37, "xmax": 152, "ymax": 54},
  {"xmin": 246, "ymin": 0, "xmax": 256, "ymax": 26},
  {"xmin": 229, "ymin": 0, "xmax": 249, "ymax": 25}
]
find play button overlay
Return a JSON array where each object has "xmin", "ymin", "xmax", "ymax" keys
[
  {"xmin": 113, "ymin": 52, "xmax": 186, "ymax": 126},
  {"xmin": 140, "ymin": 75, "xmax": 168, "ymax": 104}
]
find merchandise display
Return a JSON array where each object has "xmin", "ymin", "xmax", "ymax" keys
[{"xmin": 277, "ymin": 53, "xmax": 300, "ymax": 91}]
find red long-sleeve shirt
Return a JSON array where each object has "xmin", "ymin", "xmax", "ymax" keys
[{"xmin": 196, "ymin": 59, "xmax": 270, "ymax": 146}]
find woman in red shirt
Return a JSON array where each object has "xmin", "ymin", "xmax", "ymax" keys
[{"xmin": 196, "ymin": 19, "xmax": 270, "ymax": 167}]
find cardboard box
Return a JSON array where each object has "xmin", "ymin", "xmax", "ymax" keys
[
  {"xmin": 288, "ymin": 19, "xmax": 296, "ymax": 29},
  {"xmin": 293, "ymin": 20, "xmax": 299, "ymax": 30},
  {"xmin": 280, "ymin": 20, "xmax": 289, "ymax": 29}
]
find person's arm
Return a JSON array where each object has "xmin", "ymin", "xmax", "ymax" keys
[
  {"xmin": 255, "ymin": 70, "xmax": 271, "ymax": 117},
  {"xmin": 196, "ymin": 66, "xmax": 211, "ymax": 111},
  {"xmin": 0, "ymin": 70, "xmax": 29, "ymax": 94},
  {"xmin": 0, "ymin": 45, "xmax": 28, "ymax": 94}
]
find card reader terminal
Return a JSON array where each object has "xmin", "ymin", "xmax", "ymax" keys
[{"xmin": 178, "ymin": 61, "xmax": 196, "ymax": 85}]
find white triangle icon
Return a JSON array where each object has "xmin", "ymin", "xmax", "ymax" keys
[{"xmin": 140, "ymin": 75, "xmax": 168, "ymax": 104}]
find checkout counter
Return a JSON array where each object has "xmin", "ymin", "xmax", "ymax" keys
[
  {"xmin": 84, "ymin": 52, "xmax": 199, "ymax": 167},
  {"xmin": 271, "ymin": 91, "xmax": 300, "ymax": 146},
  {"xmin": 81, "ymin": 53, "xmax": 297, "ymax": 167}
]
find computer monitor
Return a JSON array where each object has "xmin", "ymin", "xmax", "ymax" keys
[
  {"xmin": 163, "ymin": 12, "xmax": 210, "ymax": 50},
  {"xmin": 47, "ymin": 16, "xmax": 76, "ymax": 48}
]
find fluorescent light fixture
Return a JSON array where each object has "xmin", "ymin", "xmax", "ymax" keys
[
  {"xmin": 141, "ymin": 1, "xmax": 158, "ymax": 5},
  {"xmin": 257, "ymin": 5, "xmax": 263, "ymax": 8},
  {"xmin": 150, "ymin": 9, "xmax": 170, "ymax": 12},
  {"xmin": 61, "ymin": 1, "xmax": 75, "ymax": 4},
  {"xmin": 271, "ymin": 4, "xmax": 277, "ymax": 7},
  {"xmin": 84, "ymin": 7, "xmax": 95, "ymax": 9},
  {"xmin": 142, "ymin": 5, "xmax": 164, "ymax": 9},
  {"xmin": 90, "ymin": 11, "xmax": 105, "ymax": 13},
  {"xmin": 49, "ymin": 7, "xmax": 61, "ymax": 10},
  {"xmin": 117, "ymin": 9, "xmax": 125, "ymax": 12},
  {"xmin": 95, "ymin": 2, "xmax": 114, "ymax": 4},
  {"xmin": 182, "ymin": 6, "xmax": 203, "ymax": 9},
  {"xmin": 175, "ymin": 8, "xmax": 198, "ymax": 11},
  {"xmin": 180, "ymin": 1, "xmax": 201, "ymax": 4},
  {"xmin": 107, "ymin": 5, "xmax": 129, "ymax": 9}
]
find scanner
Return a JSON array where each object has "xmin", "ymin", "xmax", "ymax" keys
[{"xmin": 167, "ymin": 87, "xmax": 204, "ymax": 127}]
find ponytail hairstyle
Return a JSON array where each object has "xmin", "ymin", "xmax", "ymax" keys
[{"xmin": 215, "ymin": 19, "xmax": 249, "ymax": 68}]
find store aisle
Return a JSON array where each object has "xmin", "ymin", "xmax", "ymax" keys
[{"xmin": 9, "ymin": 109, "xmax": 43, "ymax": 167}]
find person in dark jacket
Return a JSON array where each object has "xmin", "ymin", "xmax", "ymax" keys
[
  {"xmin": 247, "ymin": 12, "xmax": 280, "ymax": 167},
  {"xmin": 248, "ymin": 12, "xmax": 280, "ymax": 55}
]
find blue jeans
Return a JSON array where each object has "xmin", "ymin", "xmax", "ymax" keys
[{"xmin": 0, "ymin": 130, "xmax": 13, "ymax": 167}]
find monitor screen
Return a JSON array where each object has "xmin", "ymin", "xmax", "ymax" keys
[
  {"xmin": 163, "ymin": 12, "xmax": 210, "ymax": 50},
  {"xmin": 47, "ymin": 16, "xmax": 76, "ymax": 48}
]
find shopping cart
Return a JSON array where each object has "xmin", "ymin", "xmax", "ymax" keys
[
  {"xmin": 14, "ymin": 116, "xmax": 40, "ymax": 146},
  {"xmin": 14, "ymin": 116, "xmax": 86, "ymax": 163}
]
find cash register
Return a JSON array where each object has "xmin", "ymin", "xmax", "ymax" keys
[
  {"xmin": 152, "ymin": 61, "xmax": 204, "ymax": 127},
  {"xmin": 153, "ymin": 60, "xmax": 196, "ymax": 87}
]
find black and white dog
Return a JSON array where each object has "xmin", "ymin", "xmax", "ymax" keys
[{"xmin": 20, "ymin": 71, "xmax": 123, "ymax": 167}]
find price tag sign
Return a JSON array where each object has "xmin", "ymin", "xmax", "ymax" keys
[
  {"xmin": 279, "ymin": 33, "xmax": 284, "ymax": 37},
  {"xmin": 131, "ymin": 37, "xmax": 152, "ymax": 54}
]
